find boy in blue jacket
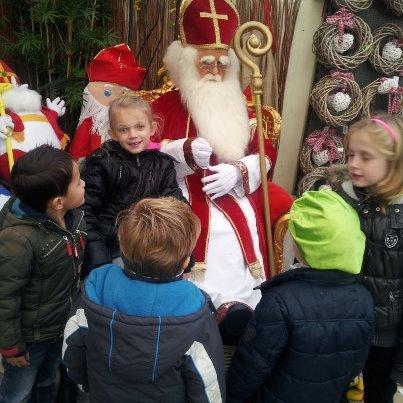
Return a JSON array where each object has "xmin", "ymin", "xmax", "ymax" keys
[
  {"xmin": 62, "ymin": 197, "xmax": 225, "ymax": 403},
  {"xmin": 227, "ymin": 190, "xmax": 374, "ymax": 403}
]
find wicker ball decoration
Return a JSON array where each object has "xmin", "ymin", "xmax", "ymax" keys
[
  {"xmin": 297, "ymin": 167, "xmax": 330, "ymax": 197},
  {"xmin": 310, "ymin": 74, "xmax": 363, "ymax": 126},
  {"xmin": 382, "ymin": 0, "xmax": 403, "ymax": 16},
  {"xmin": 313, "ymin": 8, "xmax": 373, "ymax": 70},
  {"xmin": 369, "ymin": 24, "xmax": 403, "ymax": 75},
  {"xmin": 362, "ymin": 77, "xmax": 402, "ymax": 117},
  {"xmin": 333, "ymin": 0, "xmax": 373, "ymax": 12},
  {"xmin": 299, "ymin": 128, "xmax": 346, "ymax": 174}
]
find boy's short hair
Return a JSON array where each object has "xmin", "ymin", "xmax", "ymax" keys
[
  {"xmin": 10, "ymin": 145, "xmax": 74, "ymax": 213},
  {"xmin": 118, "ymin": 197, "xmax": 201, "ymax": 280},
  {"xmin": 289, "ymin": 190, "xmax": 365, "ymax": 274}
]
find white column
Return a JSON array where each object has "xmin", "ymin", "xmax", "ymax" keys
[{"xmin": 273, "ymin": 0, "xmax": 325, "ymax": 194}]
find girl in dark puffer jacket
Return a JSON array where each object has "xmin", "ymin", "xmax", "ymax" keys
[
  {"xmin": 82, "ymin": 92, "xmax": 184, "ymax": 274},
  {"xmin": 337, "ymin": 115, "xmax": 403, "ymax": 403}
]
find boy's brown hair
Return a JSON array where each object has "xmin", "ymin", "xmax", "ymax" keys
[{"xmin": 118, "ymin": 197, "xmax": 201, "ymax": 280}]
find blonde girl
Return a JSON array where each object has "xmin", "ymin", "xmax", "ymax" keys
[
  {"xmin": 338, "ymin": 115, "xmax": 403, "ymax": 403},
  {"xmin": 82, "ymin": 92, "xmax": 185, "ymax": 275}
]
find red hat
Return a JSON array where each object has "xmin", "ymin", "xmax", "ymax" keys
[
  {"xmin": 179, "ymin": 0, "xmax": 240, "ymax": 50},
  {"xmin": 87, "ymin": 44, "xmax": 146, "ymax": 91},
  {"xmin": 0, "ymin": 61, "xmax": 18, "ymax": 84}
]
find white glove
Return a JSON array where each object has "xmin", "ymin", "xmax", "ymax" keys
[
  {"xmin": 0, "ymin": 115, "xmax": 14, "ymax": 140},
  {"xmin": 191, "ymin": 138, "xmax": 212, "ymax": 169},
  {"xmin": 46, "ymin": 97, "xmax": 66, "ymax": 117},
  {"xmin": 202, "ymin": 164, "xmax": 241, "ymax": 200}
]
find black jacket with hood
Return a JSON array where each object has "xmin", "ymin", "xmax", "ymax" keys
[
  {"xmin": 226, "ymin": 266, "xmax": 373, "ymax": 403},
  {"xmin": 330, "ymin": 165, "xmax": 403, "ymax": 383},
  {"xmin": 62, "ymin": 264, "xmax": 225, "ymax": 402},
  {"xmin": 0, "ymin": 198, "xmax": 85, "ymax": 357},
  {"xmin": 82, "ymin": 140, "xmax": 184, "ymax": 272}
]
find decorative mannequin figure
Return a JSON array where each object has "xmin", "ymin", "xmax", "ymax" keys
[{"xmin": 68, "ymin": 43, "xmax": 146, "ymax": 159}]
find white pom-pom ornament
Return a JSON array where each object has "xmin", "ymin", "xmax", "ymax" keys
[
  {"xmin": 382, "ymin": 41, "xmax": 402, "ymax": 62},
  {"xmin": 327, "ymin": 91, "xmax": 352, "ymax": 112},
  {"xmin": 312, "ymin": 150, "xmax": 330, "ymax": 166},
  {"xmin": 378, "ymin": 76, "xmax": 399, "ymax": 94},
  {"xmin": 334, "ymin": 33, "xmax": 355, "ymax": 54}
]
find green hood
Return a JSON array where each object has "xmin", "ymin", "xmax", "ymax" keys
[{"xmin": 289, "ymin": 190, "xmax": 365, "ymax": 274}]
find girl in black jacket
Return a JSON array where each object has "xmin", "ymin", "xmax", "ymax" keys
[
  {"xmin": 82, "ymin": 92, "xmax": 184, "ymax": 274},
  {"xmin": 338, "ymin": 114, "xmax": 403, "ymax": 403}
]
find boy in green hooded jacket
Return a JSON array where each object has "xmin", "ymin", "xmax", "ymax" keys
[{"xmin": 227, "ymin": 190, "xmax": 374, "ymax": 403}]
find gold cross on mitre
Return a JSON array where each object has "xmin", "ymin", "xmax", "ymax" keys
[{"xmin": 199, "ymin": 0, "xmax": 228, "ymax": 45}]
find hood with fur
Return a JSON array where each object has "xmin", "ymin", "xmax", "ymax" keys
[{"xmin": 327, "ymin": 164, "xmax": 403, "ymax": 205}]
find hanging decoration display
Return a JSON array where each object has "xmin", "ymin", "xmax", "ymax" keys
[
  {"xmin": 299, "ymin": 128, "xmax": 346, "ymax": 174},
  {"xmin": 361, "ymin": 76, "xmax": 402, "ymax": 117},
  {"xmin": 297, "ymin": 167, "xmax": 331, "ymax": 196},
  {"xmin": 368, "ymin": 24, "xmax": 403, "ymax": 75},
  {"xmin": 313, "ymin": 7, "xmax": 373, "ymax": 70},
  {"xmin": 298, "ymin": 0, "xmax": 401, "ymax": 201},
  {"xmin": 333, "ymin": 0, "xmax": 373, "ymax": 12},
  {"xmin": 310, "ymin": 71, "xmax": 363, "ymax": 126},
  {"xmin": 381, "ymin": 0, "xmax": 403, "ymax": 16}
]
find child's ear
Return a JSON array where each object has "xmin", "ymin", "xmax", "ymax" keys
[
  {"xmin": 108, "ymin": 128, "xmax": 116, "ymax": 140},
  {"xmin": 48, "ymin": 196, "xmax": 64, "ymax": 212},
  {"xmin": 181, "ymin": 256, "xmax": 191, "ymax": 270},
  {"xmin": 151, "ymin": 121, "xmax": 157, "ymax": 137}
]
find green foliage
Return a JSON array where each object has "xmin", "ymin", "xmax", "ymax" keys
[{"xmin": 0, "ymin": 0, "xmax": 119, "ymax": 134}]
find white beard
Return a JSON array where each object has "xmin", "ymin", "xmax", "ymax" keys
[
  {"xmin": 165, "ymin": 41, "xmax": 250, "ymax": 162},
  {"xmin": 78, "ymin": 86, "xmax": 110, "ymax": 142},
  {"xmin": 3, "ymin": 86, "xmax": 42, "ymax": 113}
]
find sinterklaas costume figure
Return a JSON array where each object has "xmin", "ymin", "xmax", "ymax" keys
[{"xmin": 152, "ymin": 0, "xmax": 292, "ymax": 344}]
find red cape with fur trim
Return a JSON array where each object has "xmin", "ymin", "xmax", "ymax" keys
[{"xmin": 152, "ymin": 90, "xmax": 292, "ymax": 277}]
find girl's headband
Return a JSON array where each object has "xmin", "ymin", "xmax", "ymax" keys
[{"xmin": 370, "ymin": 118, "xmax": 398, "ymax": 143}]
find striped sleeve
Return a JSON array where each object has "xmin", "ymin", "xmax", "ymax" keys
[
  {"xmin": 182, "ymin": 341, "xmax": 223, "ymax": 403},
  {"xmin": 62, "ymin": 307, "xmax": 89, "ymax": 392}
]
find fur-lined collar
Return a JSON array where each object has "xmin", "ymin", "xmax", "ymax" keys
[{"xmin": 328, "ymin": 164, "xmax": 403, "ymax": 205}]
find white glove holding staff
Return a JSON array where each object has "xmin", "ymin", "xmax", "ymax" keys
[{"xmin": 202, "ymin": 163, "xmax": 241, "ymax": 200}]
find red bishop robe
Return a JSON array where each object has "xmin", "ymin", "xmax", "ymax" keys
[{"xmin": 152, "ymin": 90, "xmax": 292, "ymax": 309}]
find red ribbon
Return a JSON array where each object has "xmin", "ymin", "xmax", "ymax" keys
[
  {"xmin": 306, "ymin": 129, "xmax": 341, "ymax": 163},
  {"xmin": 392, "ymin": 39, "xmax": 403, "ymax": 48},
  {"xmin": 329, "ymin": 69, "xmax": 355, "ymax": 93},
  {"xmin": 326, "ymin": 7, "xmax": 356, "ymax": 44},
  {"xmin": 329, "ymin": 69, "xmax": 355, "ymax": 81}
]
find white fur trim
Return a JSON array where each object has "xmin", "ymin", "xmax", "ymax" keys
[
  {"xmin": 3, "ymin": 87, "xmax": 41, "ymax": 113},
  {"xmin": 341, "ymin": 181, "xmax": 358, "ymax": 200}
]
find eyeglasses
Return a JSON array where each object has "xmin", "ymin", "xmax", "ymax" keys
[{"xmin": 198, "ymin": 60, "xmax": 231, "ymax": 72}]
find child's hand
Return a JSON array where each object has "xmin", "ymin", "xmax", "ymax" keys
[{"xmin": 6, "ymin": 352, "xmax": 30, "ymax": 367}]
